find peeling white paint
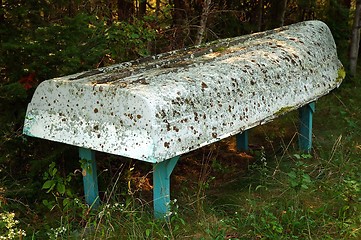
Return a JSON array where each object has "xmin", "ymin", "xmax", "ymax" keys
[{"xmin": 23, "ymin": 21, "xmax": 343, "ymax": 163}]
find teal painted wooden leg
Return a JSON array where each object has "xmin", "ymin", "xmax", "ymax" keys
[
  {"xmin": 299, "ymin": 102, "xmax": 315, "ymax": 153},
  {"xmin": 236, "ymin": 130, "xmax": 248, "ymax": 151},
  {"xmin": 153, "ymin": 156, "xmax": 180, "ymax": 219},
  {"xmin": 79, "ymin": 148, "xmax": 100, "ymax": 207}
]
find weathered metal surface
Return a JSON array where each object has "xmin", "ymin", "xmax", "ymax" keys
[{"xmin": 23, "ymin": 20, "xmax": 344, "ymax": 163}]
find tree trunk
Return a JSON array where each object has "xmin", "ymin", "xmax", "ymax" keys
[
  {"xmin": 350, "ymin": 0, "xmax": 361, "ymax": 74},
  {"xmin": 195, "ymin": 0, "xmax": 211, "ymax": 45},
  {"xmin": 342, "ymin": 0, "xmax": 351, "ymax": 9},
  {"xmin": 278, "ymin": 0, "xmax": 287, "ymax": 27},
  {"xmin": 68, "ymin": 0, "xmax": 74, "ymax": 17},
  {"xmin": 156, "ymin": 0, "xmax": 160, "ymax": 17},
  {"xmin": 269, "ymin": 0, "xmax": 288, "ymax": 28},
  {"xmin": 299, "ymin": 0, "xmax": 314, "ymax": 21},
  {"xmin": 0, "ymin": 0, "xmax": 4, "ymax": 24},
  {"xmin": 139, "ymin": 0, "xmax": 147, "ymax": 17},
  {"xmin": 172, "ymin": 0, "xmax": 187, "ymax": 26},
  {"xmin": 257, "ymin": 0, "xmax": 263, "ymax": 31},
  {"xmin": 118, "ymin": 0, "xmax": 135, "ymax": 21}
]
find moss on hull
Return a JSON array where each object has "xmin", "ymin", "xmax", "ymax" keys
[
  {"xmin": 275, "ymin": 106, "xmax": 294, "ymax": 116},
  {"xmin": 336, "ymin": 67, "xmax": 346, "ymax": 83}
]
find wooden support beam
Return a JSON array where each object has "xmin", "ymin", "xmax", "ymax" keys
[
  {"xmin": 236, "ymin": 130, "xmax": 248, "ymax": 151},
  {"xmin": 153, "ymin": 156, "xmax": 180, "ymax": 219},
  {"xmin": 79, "ymin": 148, "xmax": 100, "ymax": 207},
  {"xmin": 299, "ymin": 102, "xmax": 315, "ymax": 153}
]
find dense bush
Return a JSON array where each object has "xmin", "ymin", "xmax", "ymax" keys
[{"xmin": 0, "ymin": 1, "xmax": 156, "ymax": 209}]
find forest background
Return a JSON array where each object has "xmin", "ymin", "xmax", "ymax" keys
[{"xmin": 2, "ymin": 0, "xmax": 361, "ymax": 239}]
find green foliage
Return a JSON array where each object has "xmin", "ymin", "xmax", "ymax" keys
[
  {"xmin": 41, "ymin": 161, "xmax": 96, "ymax": 239},
  {"xmin": 42, "ymin": 162, "xmax": 73, "ymax": 197},
  {"xmin": 41, "ymin": 160, "xmax": 82, "ymax": 234},
  {"xmin": 28, "ymin": 14, "xmax": 109, "ymax": 78},
  {"xmin": 0, "ymin": 5, "xmax": 158, "ymax": 220},
  {"xmin": 254, "ymin": 205, "xmax": 284, "ymax": 237},
  {"xmin": 1, "ymin": 6, "xmax": 155, "ymax": 82},
  {"xmin": 0, "ymin": 82, "xmax": 28, "ymax": 165},
  {"xmin": 287, "ymin": 154, "xmax": 312, "ymax": 192},
  {"xmin": 0, "ymin": 82, "xmax": 27, "ymax": 104},
  {"xmin": 79, "ymin": 158, "xmax": 93, "ymax": 176},
  {"xmin": 107, "ymin": 18, "xmax": 156, "ymax": 62},
  {"xmin": 0, "ymin": 10, "xmax": 112, "ymax": 208},
  {"xmin": 250, "ymin": 146, "xmax": 270, "ymax": 190},
  {"xmin": 0, "ymin": 82, "xmax": 30, "ymax": 198},
  {"xmin": 322, "ymin": 0, "xmax": 351, "ymax": 67}
]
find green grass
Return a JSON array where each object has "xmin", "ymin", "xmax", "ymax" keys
[{"xmin": 2, "ymin": 82, "xmax": 361, "ymax": 239}]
